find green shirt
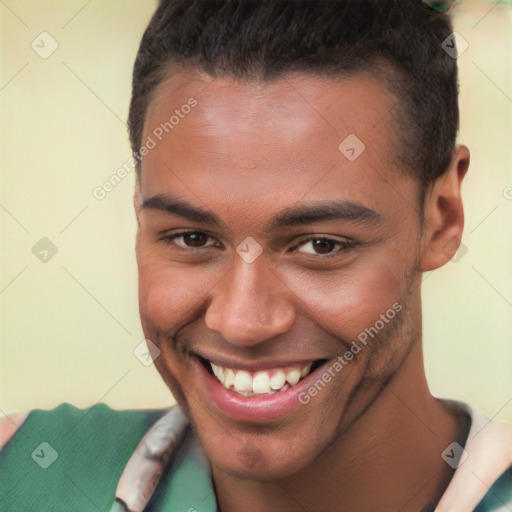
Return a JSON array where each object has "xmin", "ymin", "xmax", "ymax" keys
[{"xmin": 1, "ymin": 403, "xmax": 511, "ymax": 511}]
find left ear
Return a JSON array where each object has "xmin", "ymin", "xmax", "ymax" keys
[{"xmin": 419, "ymin": 145, "xmax": 470, "ymax": 271}]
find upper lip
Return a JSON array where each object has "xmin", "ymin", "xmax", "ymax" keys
[{"xmin": 192, "ymin": 349, "xmax": 327, "ymax": 372}]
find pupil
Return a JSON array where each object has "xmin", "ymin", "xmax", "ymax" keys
[
  {"xmin": 185, "ymin": 232, "xmax": 206, "ymax": 247},
  {"xmin": 313, "ymin": 238, "xmax": 334, "ymax": 254}
]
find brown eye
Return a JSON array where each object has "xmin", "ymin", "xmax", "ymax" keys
[
  {"xmin": 311, "ymin": 238, "xmax": 336, "ymax": 255},
  {"xmin": 161, "ymin": 231, "xmax": 220, "ymax": 250},
  {"xmin": 295, "ymin": 237, "xmax": 355, "ymax": 258},
  {"xmin": 182, "ymin": 232, "xmax": 208, "ymax": 248}
]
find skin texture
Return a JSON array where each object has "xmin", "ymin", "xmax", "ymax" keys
[{"xmin": 134, "ymin": 69, "xmax": 470, "ymax": 511}]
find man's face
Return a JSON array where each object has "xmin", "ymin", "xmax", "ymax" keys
[{"xmin": 135, "ymin": 70, "xmax": 425, "ymax": 480}]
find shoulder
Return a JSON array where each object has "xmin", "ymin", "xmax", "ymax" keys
[
  {"xmin": 0, "ymin": 402, "xmax": 170, "ymax": 511},
  {"xmin": 436, "ymin": 401, "xmax": 512, "ymax": 512},
  {"xmin": 476, "ymin": 466, "xmax": 512, "ymax": 511},
  {"xmin": 1, "ymin": 402, "xmax": 166, "ymax": 451},
  {"xmin": 0, "ymin": 411, "xmax": 30, "ymax": 450}
]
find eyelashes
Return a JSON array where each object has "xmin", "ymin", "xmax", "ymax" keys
[{"xmin": 159, "ymin": 230, "xmax": 357, "ymax": 259}]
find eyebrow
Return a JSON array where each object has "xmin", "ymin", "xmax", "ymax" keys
[{"xmin": 141, "ymin": 193, "xmax": 381, "ymax": 232}]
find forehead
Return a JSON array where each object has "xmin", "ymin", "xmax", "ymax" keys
[
  {"xmin": 139, "ymin": 69, "xmax": 411, "ymax": 223},
  {"xmin": 144, "ymin": 69, "xmax": 395, "ymax": 146}
]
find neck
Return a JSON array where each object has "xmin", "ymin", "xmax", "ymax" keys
[{"xmin": 212, "ymin": 341, "xmax": 470, "ymax": 512}]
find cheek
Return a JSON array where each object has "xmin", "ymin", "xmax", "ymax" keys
[
  {"xmin": 136, "ymin": 242, "xmax": 185, "ymax": 331},
  {"xmin": 136, "ymin": 250, "xmax": 196, "ymax": 408},
  {"xmin": 282, "ymin": 256, "xmax": 406, "ymax": 339},
  {"xmin": 136, "ymin": 246, "xmax": 224, "ymax": 334},
  {"xmin": 138, "ymin": 262, "xmax": 190, "ymax": 333}
]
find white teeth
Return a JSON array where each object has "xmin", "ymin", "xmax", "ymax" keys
[
  {"xmin": 252, "ymin": 372, "xmax": 271, "ymax": 394},
  {"xmin": 224, "ymin": 368, "xmax": 235, "ymax": 388},
  {"xmin": 211, "ymin": 363, "xmax": 225, "ymax": 384},
  {"xmin": 270, "ymin": 370, "xmax": 286, "ymax": 390},
  {"xmin": 209, "ymin": 361, "xmax": 315, "ymax": 396},
  {"xmin": 286, "ymin": 368, "xmax": 301, "ymax": 386},
  {"xmin": 300, "ymin": 363, "xmax": 312, "ymax": 377},
  {"xmin": 234, "ymin": 371, "xmax": 253, "ymax": 392}
]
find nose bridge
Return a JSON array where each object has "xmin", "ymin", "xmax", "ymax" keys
[{"xmin": 204, "ymin": 252, "xmax": 295, "ymax": 346}]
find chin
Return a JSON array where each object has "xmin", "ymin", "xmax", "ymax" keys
[
  {"xmin": 209, "ymin": 443, "xmax": 320, "ymax": 481},
  {"xmin": 190, "ymin": 408, "xmax": 339, "ymax": 481}
]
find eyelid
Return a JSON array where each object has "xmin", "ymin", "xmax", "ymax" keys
[
  {"xmin": 293, "ymin": 233, "xmax": 354, "ymax": 245},
  {"xmin": 291, "ymin": 235, "xmax": 357, "ymax": 258},
  {"xmin": 161, "ymin": 229, "xmax": 221, "ymax": 249}
]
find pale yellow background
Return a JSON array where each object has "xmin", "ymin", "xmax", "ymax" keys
[{"xmin": 0, "ymin": 1, "xmax": 511, "ymax": 421}]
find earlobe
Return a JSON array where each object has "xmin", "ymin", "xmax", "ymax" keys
[{"xmin": 419, "ymin": 145, "xmax": 470, "ymax": 272}]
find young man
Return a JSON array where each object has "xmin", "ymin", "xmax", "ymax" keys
[{"xmin": 1, "ymin": 1, "xmax": 511, "ymax": 511}]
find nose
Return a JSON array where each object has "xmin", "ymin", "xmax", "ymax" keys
[{"xmin": 204, "ymin": 251, "xmax": 296, "ymax": 347}]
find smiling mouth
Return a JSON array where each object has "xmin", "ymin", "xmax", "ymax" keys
[{"xmin": 198, "ymin": 357, "xmax": 328, "ymax": 396}]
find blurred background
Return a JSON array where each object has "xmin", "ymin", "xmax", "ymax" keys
[{"xmin": 1, "ymin": 1, "xmax": 511, "ymax": 421}]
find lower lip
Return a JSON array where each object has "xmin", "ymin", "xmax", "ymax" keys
[{"xmin": 193, "ymin": 357, "xmax": 328, "ymax": 422}]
